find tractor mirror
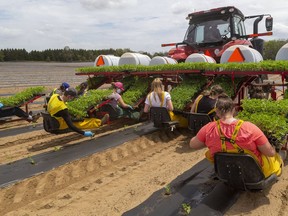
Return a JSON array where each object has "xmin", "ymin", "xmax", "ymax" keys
[{"xmin": 265, "ymin": 17, "xmax": 273, "ymax": 31}]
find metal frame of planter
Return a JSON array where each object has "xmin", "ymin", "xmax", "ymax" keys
[
  {"xmin": 0, "ymin": 94, "xmax": 45, "ymax": 124},
  {"xmin": 76, "ymin": 69, "xmax": 288, "ymax": 106}
]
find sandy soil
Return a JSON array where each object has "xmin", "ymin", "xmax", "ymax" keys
[{"xmin": 0, "ymin": 62, "xmax": 288, "ymax": 216}]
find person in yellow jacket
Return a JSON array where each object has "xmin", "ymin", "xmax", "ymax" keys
[
  {"xmin": 143, "ymin": 78, "xmax": 187, "ymax": 127},
  {"xmin": 50, "ymin": 82, "xmax": 70, "ymax": 96},
  {"xmin": 47, "ymin": 87, "xmax": 109, "ymax": 137},
  {"xmin": 190, "ymin": 94, "xmax": 283, "ymax": 178}
]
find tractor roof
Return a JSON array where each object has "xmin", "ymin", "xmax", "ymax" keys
[{"xmin": 187, "ymin": 6, "xmax": 244, "ymax": 20}]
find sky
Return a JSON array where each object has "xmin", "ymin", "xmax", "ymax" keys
[{"xmin": 0, "ymin": 0, "xmax": 288, "ymax": 54}]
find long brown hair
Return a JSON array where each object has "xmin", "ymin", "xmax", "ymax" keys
[
  {"xmin": 150, "ymin": 78, "xmax": 164, "ymax": 103},
  {"xmin": 202, "ymin": 85, "xmax": 224, "ymax": 96}
]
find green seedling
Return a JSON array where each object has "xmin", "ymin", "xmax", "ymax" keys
[
  {"xmin": 164, "ymin": 184, "xmax": 171, "ymax": 195},
  {"xmin": 54, "ymin": 146, "xmax": 63, "ymax": 152},
  {"xmin": 181, "ymin": 203, "xmax": 191, "ymax": 215},
  {"xmin": 133, "ymin": 126, "xmax": 139, "ymax": 132},
  {"xmin": 28, "ymin": 156, "xmax": 36, "ymax": 165}
]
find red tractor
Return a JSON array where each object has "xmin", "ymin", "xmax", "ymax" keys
[{"xmin": 162, "ymin": 6, "xmax": 273, "ymax": 63}]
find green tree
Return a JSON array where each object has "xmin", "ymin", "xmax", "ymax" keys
[
  {"xmin": 0, "ymin": 51, "xmax": 4, "ymax": 61},
  {"xmin": 263, "ymin": 39, "xmax": 288, "ymax": 60}
]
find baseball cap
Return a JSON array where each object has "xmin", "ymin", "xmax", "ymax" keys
[
  {"xmin": 65, "ymin": 87, "xmax": 77, "ymax": 97},
  {"xmin": 62, "ymin": 82, "xmax": 70, "ymax": 89},
  {"xmin": 113, "ymin": 82, "xmax": 124, "ymax": 91}
]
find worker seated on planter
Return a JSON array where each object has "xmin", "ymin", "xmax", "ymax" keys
[
  {"xmin": 47, "ymin": 87, "xmax": 109, "ymax": 136},
  {"xmin": 143, "ymin": 78, "xmax": 187, "ymax": 127},
  {"xmin": 104, "ymin": 82, "xmax": 140, "ymax": 120},
  {"xmin": 50, "ymin": 82, "xmax": 70, "ymax": 96},
  {"xmin": 189, "ymin": 94, "xmax": 283, "ymax": 178},
  {"xmin": 0, "ymin": 102, "xmax": 40, "ymax": 123},
  {"xmin": 190, "ymin": 85, "xmax": 224, "ymax": 120},
  {"xmin": 44, "ymin": 82, "xmax": 71, "ymax": 111}
]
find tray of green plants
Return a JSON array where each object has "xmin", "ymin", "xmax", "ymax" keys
[
  {"xmin": 122, "ymin": 77, "xmax": 152, "ymax": 105},
  {"xmin": 237, "ymin": 98, "xmax": 288, "ymax": 149},
  {"xmin": 67, "ymin": 76, "xmax": 151, "ymax": 118},
  {"xmin": 76, "ymin": 60, "xmax": 288, "ymax": 74},
  {"xmin": 67, "ymin": 89, "xmax": 112, "ymax": 118},
  {"xmin": 0, "ymin": 86, "xmax": 46, "ymax": 107},
  {"xmin": 170, "ymin": 75, "xmax": 208, "ymax": 110}
]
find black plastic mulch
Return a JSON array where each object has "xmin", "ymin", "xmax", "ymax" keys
[
  {"xmin": 123, "ymin": 159, "xmax": 241, "ymax": 216},
  {"xmin": 0, "ymin": 122, "xmax": 158, "ymax": 188},
  {"xmin": 0, "ymin": 123, "xmax": 43, "ymax": 137}
]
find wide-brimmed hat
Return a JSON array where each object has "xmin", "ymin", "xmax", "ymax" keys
[{"xmin": 113, "ymin": 82, "xmax": 124, "ymax": 91}]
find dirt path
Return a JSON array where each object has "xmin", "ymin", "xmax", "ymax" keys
[{"xmin": 0, "ymin": 62, "xmax": 288, "ymax": 216}]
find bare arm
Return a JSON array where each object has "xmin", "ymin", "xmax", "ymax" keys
[
  {"xmin": 166, "ymin": 99, "xmax": 173, "ymax": 111},
  {"xmin": 190, "ymin": 95, "xmax": 202, "ymax": 113},
  {"xmin": 257, "ymin": 142, "xmax": 276, "ymax": 157},
  {"xmin": 117, "ymin": 97, "xmax": 129, "ymax": 108},
  {"xmin": 189, "ymin": 136, "xmax": 206, "ymax": 149},
  {"xmin": 144, "ymin": 103, "xmax": 150, "ymax": 113}
]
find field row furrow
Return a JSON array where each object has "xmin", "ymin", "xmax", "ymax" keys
[{"xmin": 0, "ymin": 130, "xmax": 189, "ymax": 214}]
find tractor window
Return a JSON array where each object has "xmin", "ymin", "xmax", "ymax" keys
[
  {"xmin": 233, "ymin": 16, "xmax": 246, "ymax": 37},
  {"xmin": 184, "ymin": 18, "xmax": 230, "ymax": 44}
]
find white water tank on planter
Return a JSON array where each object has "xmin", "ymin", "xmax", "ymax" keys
[
  {"xmin": 118, "ymin": 52, "xmax": 151, "ymax": 66},
  {"xmin": 94, "ymin": 55, "xmax": 120, "ymax": 66},
  {"xmin": 220, "ymin": 45, "xmax": 263, "ymax": 63},
  {"xmin": 276, "ymin": 43, "xmax": 288, "ymax": 60},
  {"xmin": 185, "ymin": 53, "xmax": 216, "ymax": 63},
  {"xmin": 149, "ymin": 56, "xmax": 178, "ymax": 66}
]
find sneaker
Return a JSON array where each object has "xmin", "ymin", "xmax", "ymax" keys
[
  {"xmin": 101, "ymin": 114, "xmax": 109, "ymax": 126},
  {"xmin": 32, "ymin": 113, "xmax": 41, "ymax": 123}
]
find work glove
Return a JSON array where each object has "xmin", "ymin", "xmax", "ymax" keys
[
  {"xmin": 0, "ymin": 102, "xmax": 3, "ymax": 109},
  {"xmin": 127, "ymin": 105, "xmax": 134, "ymax": 110},
  {"xmin": 84, "ymin": 131, "xmax": 94, "ymax": 137}
]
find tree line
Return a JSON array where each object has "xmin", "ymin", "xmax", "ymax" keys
[{"xmin": 0, "ymin": 39, "xmax": 287, "ymax": 62}]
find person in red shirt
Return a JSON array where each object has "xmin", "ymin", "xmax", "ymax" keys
[{"xmin": 189, "ymin": 94, "xmax": 282, "ymax": 178}]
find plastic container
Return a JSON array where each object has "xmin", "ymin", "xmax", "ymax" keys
[
  {"xmin": 276, "ymin": 43, "xmax": 288, "ymax": 60},
  {"xmin": 149, "ymin": 56, "xmax": 178, "ymax": 66},
  {"xmin": 118, "ymin": 52, "xmax": 151, "ymax": 66},
  {"xmin": 94, "ymin": 55, "xmax": 120, "ymax": 67},
  {"xmin": 220, "ymin": 45, "xmax": 263, "ymax": 63},
  {"xmin": 185, "ymin": 53, "xmax": 216, "ymax": 63}
]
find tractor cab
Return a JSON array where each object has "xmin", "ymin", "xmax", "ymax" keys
[{"xmin": 165, "ymin": 6, "xmax": 273, "ymax": 63}]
